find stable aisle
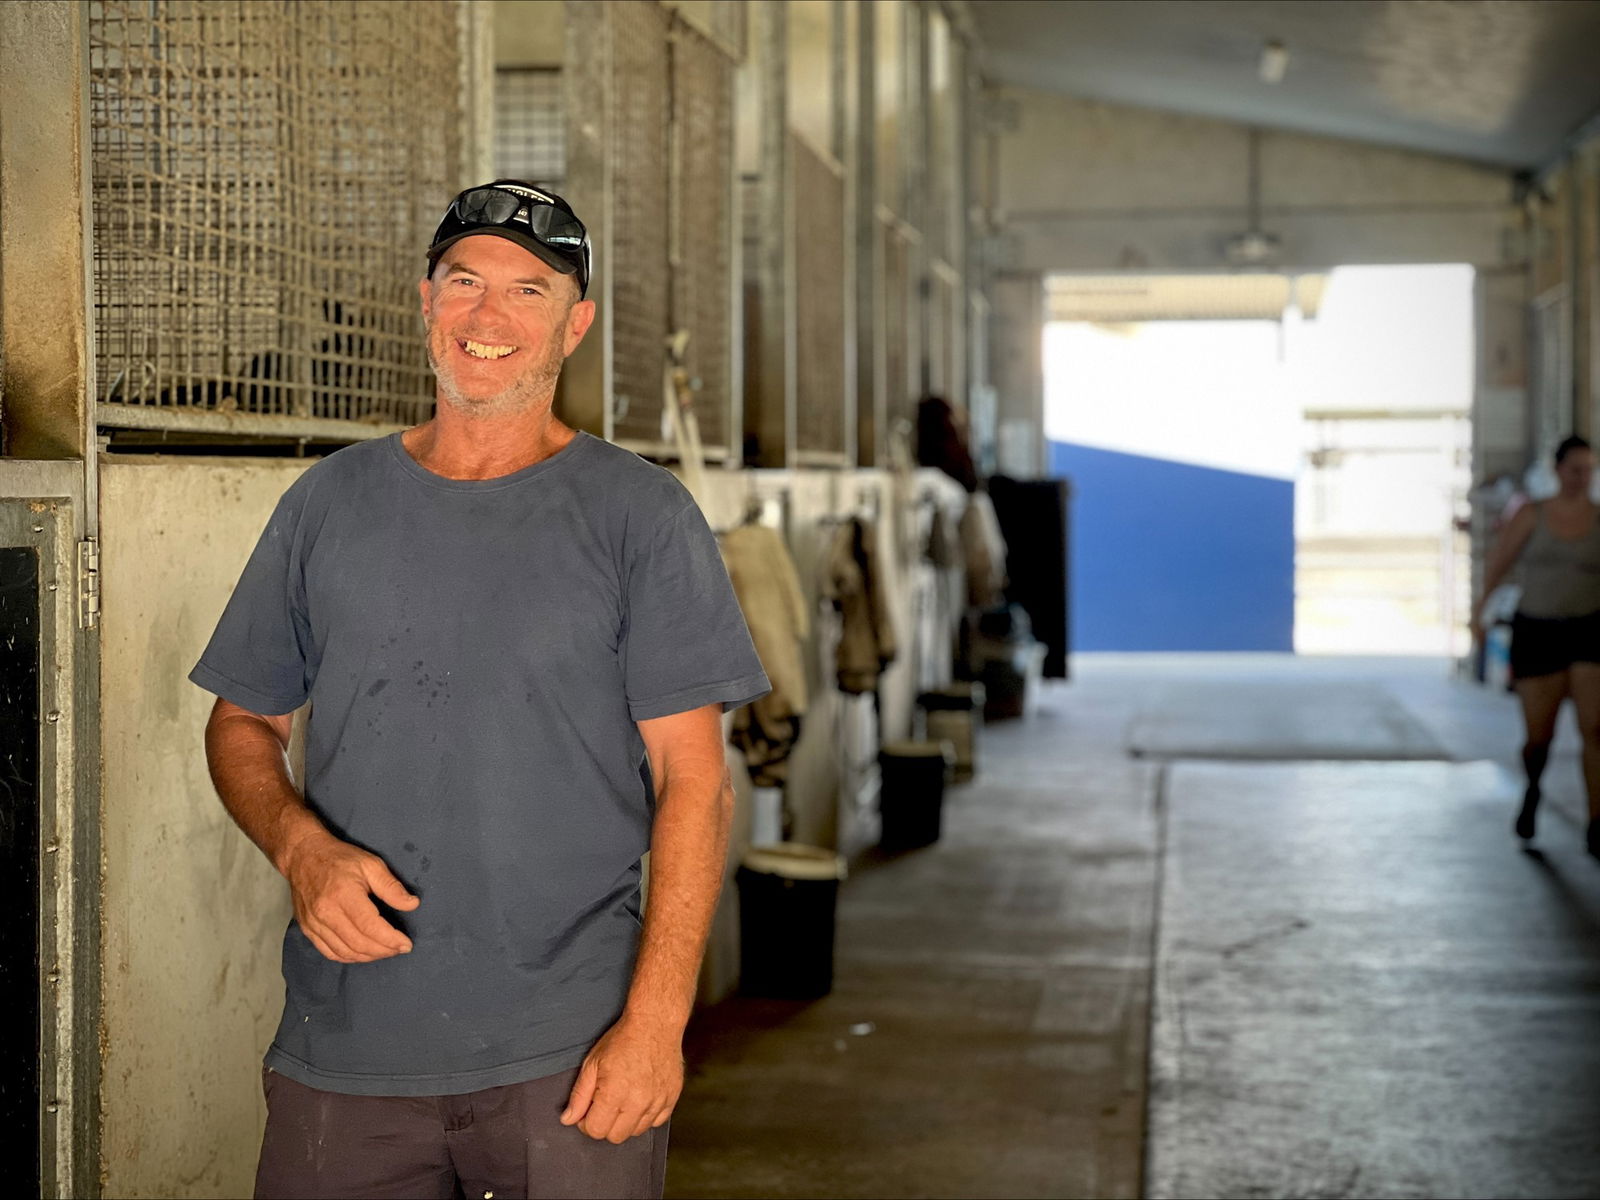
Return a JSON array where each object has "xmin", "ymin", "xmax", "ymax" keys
[
  {"xmin": 667, "ymin": 678, "xmax": 1160, "ymax": 1200},
  {"xmin": 666, "ymin": 658, "xmax": 1600, "ymax": 1199}
]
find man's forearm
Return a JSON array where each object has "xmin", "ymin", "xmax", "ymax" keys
[
  {"xmin": 204, "ymin": 705, "xmax": 329, "ymax": 877},
  {"xmin": 623, "ymin": 768, "xmax": 735, "ymax": 1034}
]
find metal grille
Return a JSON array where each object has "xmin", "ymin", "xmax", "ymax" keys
[
  {"xmin": 608, "ymin": 1, "xmax": 672, "ymax": 443},
  {"xmin": 669, "ymin": 23, "xmax": 736, "ymax": 455},
  {"xmin": 88, "ymin": 1, "xmax": 463, "ymax": 432},
  {"xmin": 793, "ymin": 134, "xmax": 847, "ymax": 458},
  {"xmin": 495, "ymin": 68, "xmax": 565, "ymax": 187}
]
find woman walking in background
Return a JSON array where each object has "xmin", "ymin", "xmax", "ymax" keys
[{"xmin": 1473, "ymin": 436, "xmax": 1600, "ymax": 858}]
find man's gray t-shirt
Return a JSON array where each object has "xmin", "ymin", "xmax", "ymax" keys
[{"xmin": 190, "ymin": 431, "xmax": 769, "ymax": 1096}]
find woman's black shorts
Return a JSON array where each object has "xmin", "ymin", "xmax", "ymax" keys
[{"xmin": 1510, "ymin": 610, "xmax": 1600, "ymax": 680}]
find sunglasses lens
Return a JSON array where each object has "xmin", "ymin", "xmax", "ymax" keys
[
  {"xmin": 527, "ymin": 205, "xmax": 586, "ymax": 247},
  {"xmin": 454, "ymin": 187, "xmax": 521, "ymax": 225}
]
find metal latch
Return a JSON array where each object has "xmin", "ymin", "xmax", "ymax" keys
[{"xmin": 78, "ymin": 538, "xmax": 100, "ymax": 629}]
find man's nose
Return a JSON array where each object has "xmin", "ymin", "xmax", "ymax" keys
[{"xmin": 470, "ymin": 287, "xmax": 508, "ymax": 320}]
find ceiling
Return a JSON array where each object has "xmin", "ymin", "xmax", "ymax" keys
[{"xmin": 968, "ymin": 0, "xmax": 1600, "ymax": 170}]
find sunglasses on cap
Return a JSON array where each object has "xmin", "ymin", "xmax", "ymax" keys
[{"xmin": 427, "ymin": 183, "xmax": 592, "ymax": 299}]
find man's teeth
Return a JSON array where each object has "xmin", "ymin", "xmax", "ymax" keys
[{"xmin": 462, "ymin": 339, "xmax": 517, "ymax": 359}]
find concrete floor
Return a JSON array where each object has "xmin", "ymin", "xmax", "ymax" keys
[{"xmin": 666, "ymin": 656, "xmax": 1600, "ymax": 1199}]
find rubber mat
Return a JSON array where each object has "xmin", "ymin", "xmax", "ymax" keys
[{"xmin": 1125, "ymin": 679, "xmax": 1451, "ymax": 761}]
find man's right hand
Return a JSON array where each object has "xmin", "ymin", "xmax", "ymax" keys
[{"xmin": 282, "ymin": 833, "xmax": 420, "ymax": 963}]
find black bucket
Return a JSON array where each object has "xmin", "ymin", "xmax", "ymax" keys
[
  {"xmin": 918, "ymin": 683, "xmax": 984, "ymax": 781},
  {"xmin": 736, "ymin": 844, "xmax": 847, "ymax": 999},
  {"xmin": 878, "ymin": 740, "xmax": 951, "ymax": 852}
]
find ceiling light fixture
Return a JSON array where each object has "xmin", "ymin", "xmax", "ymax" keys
[{"xmin": 1259, "ymin": 38, "xmax": 1289, "ymax": 85}]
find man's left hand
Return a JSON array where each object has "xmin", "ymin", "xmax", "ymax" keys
[{"xmin": 559, "ymin": 1016, "xmax": 684, "ymax": 1143}]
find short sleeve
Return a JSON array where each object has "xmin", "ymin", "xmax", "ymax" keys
[
  {"xmin": 188, "ymin": 486, "xmax": 317, "ymax": 716},
  {"xmin": 622, "ymin": 504, "xmax": 771, "ymax": 722}
]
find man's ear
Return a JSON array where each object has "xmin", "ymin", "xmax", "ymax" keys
[
  {"xmin": 564, "ymin": 299, "xmax": 597, "ymax": 357},
  {"xmin": 418, "ymin": 274, "xmax": 433, "ymax": 322}
]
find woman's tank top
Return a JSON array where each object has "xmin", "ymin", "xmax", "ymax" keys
[{"xmin": 1519, "ymin": 504, "xmax": 1600, "ymax": 618}]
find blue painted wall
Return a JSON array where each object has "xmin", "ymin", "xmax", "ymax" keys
[{"xmin": 1048, "ymin": 441, "xmax": 1295, "ymax": 652}]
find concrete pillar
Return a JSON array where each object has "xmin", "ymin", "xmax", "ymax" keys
[
  {"xmin": 1562, "ymin": 163, "xmax": 1586, "ymax": 439},
  {"xmin": 989, "ymin": 272, "xmax": 1045, "ymax": 478},
  {"xmin": 746, "ymin": 0, "xmax": 795, "ymax": 467},
  {"xmin": 904, "ymin": 1, "xmax": 928, "ymax": 400},
  {"xmin": 1474, "ymin": 267, "xmax": 1533, "ymax": 486},
  {"xmin": 832, "ymin": 0, "xmax": 858, "ymax": 468},
  {"xmin": 853, "ymin": 1, "xmax": 881, "ymax": 466},
  {"xmin": 458, "ymin": 2, "xmax": 496, "ymax": 186},
  {"xmin": 1470, "ymin": 261, "xmax": 1532, "ymax": 636},
  {"xmin": 1576, "ymin": 146, "xmax": 1600, "ymax": 440},
  {"xmin": 0, "ymin": 0, "xmax": 93, "ymax": 462},
  {"xmin": 558, "ymin": 0, "xmax": 612, "ymax": 439}
]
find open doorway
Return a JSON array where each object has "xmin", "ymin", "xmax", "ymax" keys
[
  {"xmin": 1043, "ymin": 265, "xmax": 1474, "ymax": 655},
  {"xmin": 1292, "ymin": 266, "xmax": 1474, "ymax": 655}
]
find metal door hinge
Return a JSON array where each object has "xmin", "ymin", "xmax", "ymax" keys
[{"xmin": 78, "ymin": 538, "xmax": 100, "ymax": 629}]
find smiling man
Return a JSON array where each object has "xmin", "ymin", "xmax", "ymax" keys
[{"xmin": 191, "ymin": 181, "xmax": 769, "ymax": 1199}]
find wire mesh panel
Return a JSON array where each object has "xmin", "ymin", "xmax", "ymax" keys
[
  {"xmin": 793, "ymin": 134, "xmax": 847, "ymax": 459},
  {"xmin": 669, "ymin": 22, "xmax": 736, "ymax": 456},
  {"xmin": 88, "ymin": 0, "xmax": 463, "ymax": 432},
  {"xmin": 608, "ymin": 0, "xmax": 672, "ymax": 444},
  {"xmin": 495, "ymin": 68, "xmax": 565, "ymax": 187}
]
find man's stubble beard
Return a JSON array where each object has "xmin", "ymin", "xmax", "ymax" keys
[{"xmin": 426, "ymin": 314, "xmax": 569, "ymax": 419}]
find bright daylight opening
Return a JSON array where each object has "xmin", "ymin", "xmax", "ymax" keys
[{"xmin": 1043, "ymin": 264, "xmax": 1476, "ymax": 656}]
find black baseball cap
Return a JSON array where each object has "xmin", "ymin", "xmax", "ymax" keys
[{"xmin": 426, "ymin": 180, "xmax": 592, "ymax": 299}]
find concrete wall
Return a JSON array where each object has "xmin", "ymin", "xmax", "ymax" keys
[
  {"xmin": 491, "ymin": 0, "xmax": 563, "ymax": 66},
  {"xmin": 988, "ymin": 274, "xmax": 1045, "ymax": 478},
  {"xmin": 100, "ymin": 459, "xmax": 308, "ymax": 1199},
  {"xmin": 1528, "ymin": 140, "xmax": 1600, "ymax": 445},
  {"xmin": 990, "ymin": 87, "xmax": 1521, "ymax": 275},
  {"xmin": 1475, "ymin": 266, "xmax": 1532, "ymax": 484}
]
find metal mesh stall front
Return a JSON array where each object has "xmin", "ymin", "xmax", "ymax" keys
[
  {"xmin": 792, "ymin": 134, "xmax": 848, "ymax": 461},
  {"xmin": 495, "ymin": 67, "xmax": 566, "ymax": 188},
  {"xmin": 88, "ymin": 0, "xmax": 464, "ymax": 436},
  {"xmin": 607, "ymin": 0, "xmax": 672, "ymax": 445},
  {"xmin": 669, "ymin": 21, "xmax": 737, "ymax": 458}
]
